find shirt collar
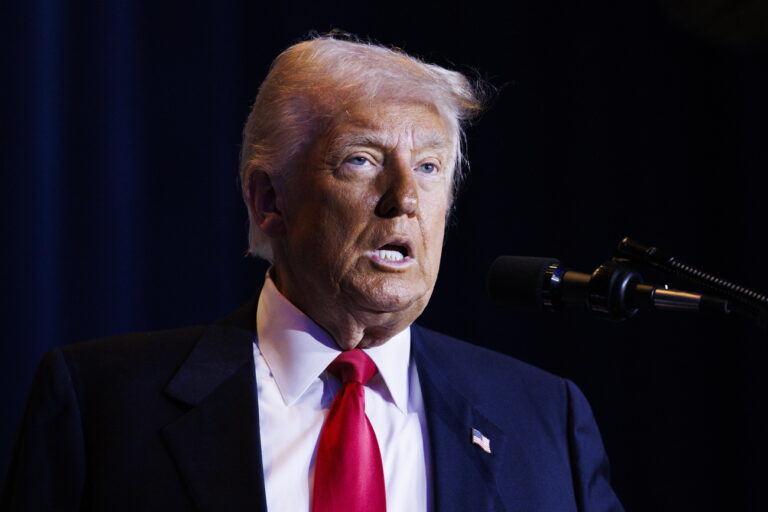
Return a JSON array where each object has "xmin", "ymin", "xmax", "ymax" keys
[{"xmin": 256, "ymin": 274, "xmax": 411, "ymax": 414}]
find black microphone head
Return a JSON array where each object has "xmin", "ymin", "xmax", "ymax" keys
[{"xmin": 487, "ymin": 256, "xmax": 560, "ymax": 309}]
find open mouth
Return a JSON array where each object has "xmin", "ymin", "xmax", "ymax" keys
[
  {"xmin": 374, "ymin": 244, "xmax": 409, "ymax": 262},
  {"xmin": 369, "ymin": 240, "xmax": 414, "ymax": 267}
]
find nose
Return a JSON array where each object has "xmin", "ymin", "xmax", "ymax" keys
[{"xmin": 375, "ymin": 164, "xmax": 418, "ymax": 218}]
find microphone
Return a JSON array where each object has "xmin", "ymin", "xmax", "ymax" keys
[{"xmin": 487, "ymin": 256, "xmax": 731, "ymax": 320}]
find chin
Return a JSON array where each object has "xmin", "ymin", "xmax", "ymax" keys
[
  {"xmin": 367, "ymin": 294, "xmax": 418, "ymax": 313},
  {"xmin": 349, "ymin": 282, "xmax": 428, "ymax": 315}
]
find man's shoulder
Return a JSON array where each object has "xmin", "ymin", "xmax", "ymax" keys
[
  {"xmin": 60, "ymin": 324, "xmax": 207, "ymax": 363},
  {"xmin": 413, "ymin": 323, "xmax": 562, "ymax": 383},
  {"xmin": 412, "ymin": 323, "xmax": 568, "ymax": 409},
  {"xmin": 57, "ymin": 300, "xmax": 256, "ymax": 370},
  {"xmin": 47, "ymin": 325, "xmax": 207, "ymax": 392}
]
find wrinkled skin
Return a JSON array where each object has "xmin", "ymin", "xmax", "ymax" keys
[{"xmin": 249, "ymin": 99, "xmax": 454, "ymax": 349}]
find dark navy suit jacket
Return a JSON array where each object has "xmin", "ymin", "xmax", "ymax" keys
[{"xmin": 2, "ymin": 301, "xmax": 624, "ymax": 511}]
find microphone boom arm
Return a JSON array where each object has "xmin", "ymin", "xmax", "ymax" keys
[{"xmin": 617, "ymin": 237, "xmax": 767, "ymax": 328}]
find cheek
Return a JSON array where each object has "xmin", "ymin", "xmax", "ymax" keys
[
  {"xmin": 421, "ymin": 209, "xmax": 448, "ymax": 271},
  {"xmin": 310, "ymin": 185, "xmax": 374, "ymax": 258},
  {"xmin": 425, "ymin": 193, "xmax": 450, "ymax": 239}
]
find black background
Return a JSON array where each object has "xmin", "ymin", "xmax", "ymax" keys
[{"xmin": 2, "ymin": 1, "xmax": 767, "ymax": 510}]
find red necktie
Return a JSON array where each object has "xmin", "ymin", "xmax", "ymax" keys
[{"xmin": 312, "ymin": 349, "xmax": 386, "ymax": 512}]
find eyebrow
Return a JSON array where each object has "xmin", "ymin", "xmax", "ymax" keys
[{"xmin": 327, "ymin": 131, "xmax": 453, "ymax": 156}]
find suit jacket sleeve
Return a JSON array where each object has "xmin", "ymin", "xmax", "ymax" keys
[
  {"xmin": 565, "ymin": 379, "xmax": 624, "ymax": 512},
  {"xmin": 2, "ymin": 348, "xmax": 86, "ymax": 511}
]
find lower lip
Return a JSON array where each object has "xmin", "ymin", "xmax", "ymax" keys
[{"xmin": 367, "ymin": 251, "xmax": 415, "ymax": 271}]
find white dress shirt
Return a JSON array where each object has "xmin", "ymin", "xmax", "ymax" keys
[{"xmin": 254, "ymin": 275, "xmax": 432, "ymax": 511}]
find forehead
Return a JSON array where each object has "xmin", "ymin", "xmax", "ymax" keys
[{"xmin": 321, "ymin": 100, "xmax": 455, "ymax": 151}]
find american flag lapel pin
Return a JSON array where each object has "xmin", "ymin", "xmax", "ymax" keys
[{"xmin": 471, "ymin": 428, "xmax": 492, "ymax": 454}]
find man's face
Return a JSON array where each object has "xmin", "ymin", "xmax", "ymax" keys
[{"xmin": 270, "ymin": 99, "xmax": 454, "ymax": 345}]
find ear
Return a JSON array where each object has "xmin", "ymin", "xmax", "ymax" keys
[{"xmin": 245, "ymin": 169, "xmax": 286, "ymax": 237}]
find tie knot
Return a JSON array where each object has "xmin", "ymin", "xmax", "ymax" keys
[{"xmin": 328, "ymin": 349, "xmax": 377, "ymax": 385}]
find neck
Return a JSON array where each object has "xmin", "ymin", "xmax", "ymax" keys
[{"xmin": 269, "ymin": 268, "xmax": 416, "ymax": 350}]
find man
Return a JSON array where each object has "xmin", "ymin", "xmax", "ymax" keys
[{"xmin": 2, "ymin": 36, "xmax": 624, "ymax": 511}]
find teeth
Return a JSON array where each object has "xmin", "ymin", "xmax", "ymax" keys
[{"xmin": 375, "ymin": 249, "xmax": 405, "ymax": 262}]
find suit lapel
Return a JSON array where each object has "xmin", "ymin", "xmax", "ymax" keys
[
  {"xmin": 412, "ymin": 326, "xmax": 508, "ymax": 512},
  {"xmin": 161, "ymin": 303, "xmax": 268, "ymax": 512}
]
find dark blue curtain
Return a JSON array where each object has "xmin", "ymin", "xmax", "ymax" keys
[{"xmin": 2, "ymin": 1, "xmax": 767, "ymax": 509}]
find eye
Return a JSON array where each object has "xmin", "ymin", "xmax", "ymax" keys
[
  {"xmin": 339, "ymin": 155, "xmax": 376, "ymax": 172},
  {"xmin": 347, "ymin": 156, "xmax": 370, "ymax": 167},
  {"xmin": 336, "ymin": 151, "xmax": 380, "ymax": 176},
  {"xmin": 418, "ymin": 162, "xmax": 439, "ymax": 174}
]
